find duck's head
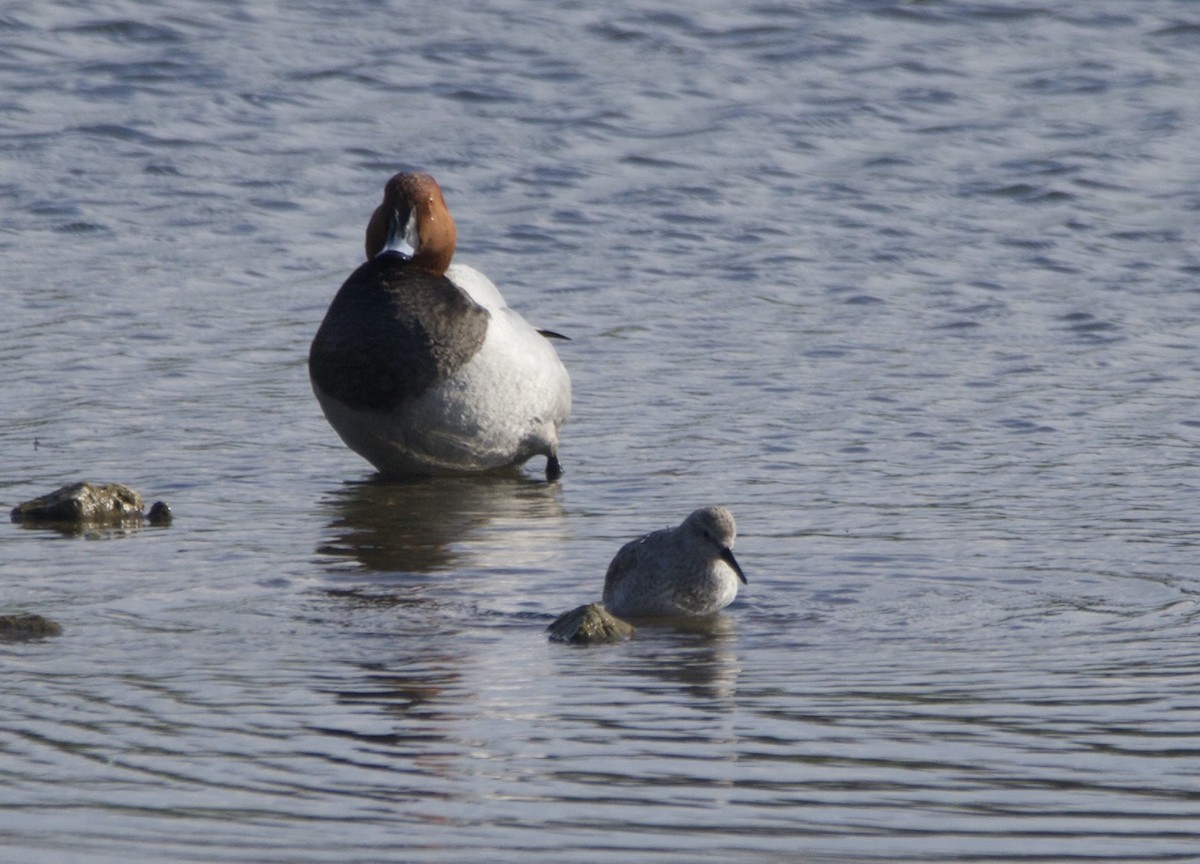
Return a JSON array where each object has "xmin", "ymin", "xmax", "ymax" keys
[{"xmin": 365, "ymin": 172, "xmax": 457, "ymax": 276}]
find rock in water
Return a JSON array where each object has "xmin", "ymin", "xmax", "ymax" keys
[
  {"xmin": 0, "ymin": 614, "xmax": 63, "ymax": 641},
  {"xmin": 546, "ymin": 602, "xmax": 635, "ymax": 645},
  {"xmin": 10, "ymin": 482, "xmax": 169, "ymax": 526},
  {"xmin": 146, "ymin": 501, "xmax": 173, "ymax": 526}
]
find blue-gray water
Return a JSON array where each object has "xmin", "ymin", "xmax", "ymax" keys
[{"xmin": 4, "ymin": 2, "xmax": 1200, "ymax": 862}]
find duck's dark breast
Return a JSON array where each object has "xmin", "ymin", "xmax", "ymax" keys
[{"xmin": 309, "ymin": 253, "xmax": 489, "ymax": 411}]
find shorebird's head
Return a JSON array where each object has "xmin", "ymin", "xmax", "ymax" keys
[{"xmin": 685, "ymin": 506, "xmax": 747, "ymax": 584}]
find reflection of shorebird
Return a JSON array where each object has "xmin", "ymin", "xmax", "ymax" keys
[
  {"xmin": 602, "ymin": 507, "xmax": 747, "ymax": 619},
  {"xmin": 309, "ymin": 172, "xmax": 571, "ymax": 481}
]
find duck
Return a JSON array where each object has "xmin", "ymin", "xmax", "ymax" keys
[
  {"xmin": 602, "ymin": 506, "xmax": 747, "ymax": 618},
  {"xmin": 309, "ymin": 172, "xmax": 571, "ymax": 480}
]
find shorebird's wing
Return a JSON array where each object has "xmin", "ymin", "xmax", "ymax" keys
[
  {"xmin": 602, "ymin": 529, "xmax": 667, "ymax": 603},
  {"xmin": 603, "ymin": 537, "xmax": 644, "ymax": 593}
]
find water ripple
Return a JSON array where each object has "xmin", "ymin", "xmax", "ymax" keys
[{"xmin": 4, "ymin": 0, "xmax": 1200, "ymax": 861}]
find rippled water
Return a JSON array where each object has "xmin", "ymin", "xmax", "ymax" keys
[{"xmin": 4, "ymin": 1, "xmax": 1200, "ymax": 861}]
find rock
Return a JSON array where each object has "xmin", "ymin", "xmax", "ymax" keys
[
  {"xmin": 146, "ymin": 500, "xmax": 173, "ymax": 526},
  {"xmin": 0, "ymin": 613, "xmax": 63, "ymax": 641},
  {"xmin": 547, "ymin": 602, "xmax": 635, "ymax": 645},
  {"xmin": 10, "ymin": 482, "xmax": 170, "ymax": 527}
]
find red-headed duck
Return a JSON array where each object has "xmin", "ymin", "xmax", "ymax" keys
[{"xmin": 309, "ymin": 172, "xmax": 571, "ymax": 480}]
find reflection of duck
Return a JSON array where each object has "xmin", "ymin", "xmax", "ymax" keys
[
  {"xmin": 309, "ymin": 172, "xmax": 571, "ymax": 481},
  {"xmin": 316, "ymin": 474, "xmax": 567, "ymax": 577}
]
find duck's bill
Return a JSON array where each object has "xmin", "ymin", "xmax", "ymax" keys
[{"xmin": 721, "ymin": 547, "xmax": 747, "ymax": 584}]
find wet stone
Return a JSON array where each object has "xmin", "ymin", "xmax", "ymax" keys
[
  {"xmin": 547, "ymin": 602, "xmax": 635, "ymax": 645},
  {"xmin": 0, "ymin": 614, "xmax": 63, "ymax": 641},
  {"xmin": 10, "ymin": 482, "xmax": 170, "ymax": 527},
  {"xmin": 146, "ymin": 501, "xmax": 173, "ymax": 526}
]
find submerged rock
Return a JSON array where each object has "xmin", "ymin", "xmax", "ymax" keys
[
  {"xmin": 10, "ymin": 482, "xmax": 171, "ymax": 527},
  {"xmin": 547, "ymin": 602, "xmax": 635, "ymax": 645},
  {"xmin": 0, "ymin": 613, "xmax": 63, "ymax": 641},
  {"xmin": 145, "ymin": 500, "xmax": 173, "ymax": 526}
]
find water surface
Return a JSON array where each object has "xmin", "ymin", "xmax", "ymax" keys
[{"xmin": 3, "ymin": 1, "xmax": 1200, "ymax": 861}]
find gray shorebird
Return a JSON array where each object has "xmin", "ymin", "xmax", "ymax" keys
[{"xmin": 602, "ymin": 506, "xmax": 747, "ymax": 618}]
